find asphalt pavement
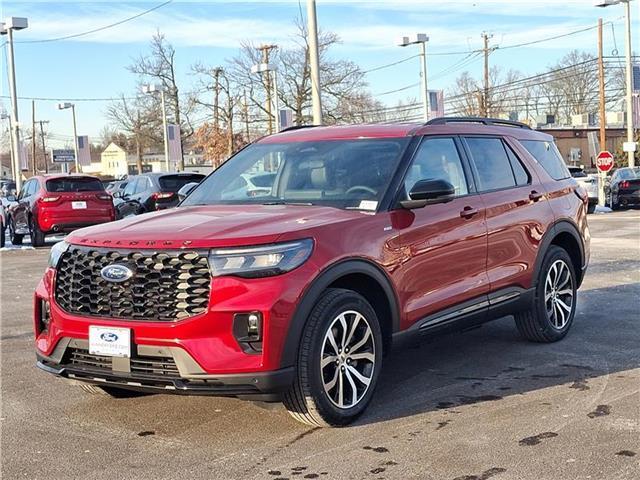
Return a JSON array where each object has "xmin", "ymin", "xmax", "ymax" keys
[{"xmin": 1, "ymin": 211, "xmax": 639, "ymax": 480}]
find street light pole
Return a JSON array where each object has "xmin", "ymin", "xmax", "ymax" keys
[
  {"xmin": 1, "ymin": 17, "xmax": 29, "ymax": 192},
  {"xmin": 398, "ymin": 33, "xmax": 430, "ymax": 121},
  {"xmin": 142, "ymin": 84, "xmax": 170, "ymax": 171},
  {"xmin": 57, "ymin": 102, "xmax": 80, "ymax": 173},
  {"xmin": 307, "ymin": 0, "xmax": 323, "ymax": 125},
  {"xmin": 623, "ymin": 0, "xmax": 635, "ymax": 167}
]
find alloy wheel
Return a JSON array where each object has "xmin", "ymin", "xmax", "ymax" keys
[
  {"xmin": 320, "ymin": 310, "xmax": 375, "ymax": 409},
  {"xmin": 544, "ymin": 259, "xmax": 574, "ymax": 329}
]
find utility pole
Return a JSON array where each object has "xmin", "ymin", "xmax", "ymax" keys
[
  {"xmin": 213, "ymin": 67, "xmax": 222, "ymax": 133},
  {"xmin": 243, "ymin": 89, "xmax": 250, "ymax": 142},
  {"xmin": 481, "ymin": 32, "xmax": 493, "ymax": 118},
  {"xmin": 223, "ymin": 74, "xmax": 234, "ymax": 157},
  {"xmin": 306, "ymin": 0, "xmax": 323, "ymax": 124},
  {"xmin": 257, "ymin": 44, "xmax": 277, "ymax": 134},
  {"xmin": 598, "ymin": 18, "xmax": 607, "ymax": 207},
  {"xmin": 623, "ymin": 0, "xmax": 634, "ymax": 167},
  {"xmin": 31, "ymin": 100, "xmax": 36, "ymax": 175},
  {"xmin": 36, "ymin": 120, "xmax": 49, "ymax": 174}
]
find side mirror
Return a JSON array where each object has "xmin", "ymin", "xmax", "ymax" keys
[
  {"xmin": 400, "ymin": 179, "xmax": 456, "ymax": 209},
  {"xmin": 177, "ymin": 182, "xmax": 198, "ymax": 202}
]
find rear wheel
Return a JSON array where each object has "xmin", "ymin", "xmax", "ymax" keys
[
  {"xmin": 79, "ymin": 383, "xmax": 151, "ymax": 398},
  {"xmin": 283, "ymin": 288, "xmax": 382, "ymax": 427},
  {"xmin": 515, "ymin": 246, "xmax": 577, "ymax": 343},
  {"xmin": 29, "ymin": 217, "xmax": 45, "ymax": 247},
  {"xmin": 9, "ymin": 217, "xmax": 23, "ymax": 245}
]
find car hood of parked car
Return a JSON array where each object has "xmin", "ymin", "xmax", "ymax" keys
[{"xmin": 66, "ymin": 204, "xmax": 365, "ymax": 249}]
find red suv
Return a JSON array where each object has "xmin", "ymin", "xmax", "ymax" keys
[
  {"xmin": 34, "ymin": 118, "xmax": 590, "ymax": 427},
  {"xmin": 9, "ymin": 174, "xmax": 115, "ymax": 247}
]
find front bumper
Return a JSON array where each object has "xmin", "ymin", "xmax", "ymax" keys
[{"xmin": 36, "ymin": 337, "xmax": 295, "ymax": 400}]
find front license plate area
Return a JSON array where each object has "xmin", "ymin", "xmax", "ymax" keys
[{"xmin": 89, "ymin": 326, "xmax": 131, "ymax": 358}]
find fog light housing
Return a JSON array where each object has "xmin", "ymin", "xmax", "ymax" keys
[
  {"xmin": 233, "ymin": 312, "xmax": 263, "ymax": 352},
  {"xmin": 38, "ymin": 299, "xmax": 51, "ymax": 333}
]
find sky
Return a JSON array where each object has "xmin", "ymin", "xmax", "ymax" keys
[{"xmin": 0, "ymin": 0, "xmax": 638, "ymax": 149}]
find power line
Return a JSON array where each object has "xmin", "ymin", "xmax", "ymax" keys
[
  {"xmin": 16, "ymin": 0, "xmax": 173, "ymax": 44},
  {"xmin": 363, "ymin": 54, "xmax": 420, "ymax": 74},
  {"xmin": 374, "ymin": 83, "xmax": 420, "ymax": 97},
  {"xmin": 0, "ymin": 95, "xmax": 135, "ymax": 102}
]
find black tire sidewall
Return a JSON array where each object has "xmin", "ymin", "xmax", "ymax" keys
[
  {"xmin": 533, "ymin": 246, "xmax": 577, "ymax": 340},
  {"xmin": 303, "ymin": 290, "xmax": 383, "ymax": 425}
]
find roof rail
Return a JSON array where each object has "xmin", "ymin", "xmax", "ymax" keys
[
  {"xmin": 278, "ymin": 125, "xmax": 319, "ymax": 133},
  {"xmin": 425, "ymin": 116, "xmax": 531, "ymax": 130}
]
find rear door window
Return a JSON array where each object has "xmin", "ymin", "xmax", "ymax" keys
[
  {"xmin": 464, "ymin": 137, "xmax": 517, "ymax": 191},
  {"xmin": 122, "ymin": 178, "xmax": 137, "ymax": 196},
  {"xmin": 46, "ymin": 177, "xmax": 104, "ymax": 192},
  {"xmin": 134, "ymin": 177, "xmax": 151, "ymax": 194},
  {"xmin": 159, "ymin": 175, "xmax": 205, "ymax": 192},
  {"xmin": 520, "ymin": 140, "xmax": 570, "ymax": 180},
  {"xmin": 505, "ymin": 145, "xmax": 531, "ymax": 186}
]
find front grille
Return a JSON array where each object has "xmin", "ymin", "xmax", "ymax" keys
[
  {"xmin": 66, "ymin": 348, "xmax": 180, "ymax": 379},
  {"xmin": 55, "ymin": 246, "xmax": 211, "ymax": 321}
]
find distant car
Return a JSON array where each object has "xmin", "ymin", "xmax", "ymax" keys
[
  {"xmin": 113, "ymin": 173, "xmax": 205, "ymax": 218},
  {"xmin": 605, "ymin": 166, "xmax": 640, "ymax": 210},
  {"xmin": 0, "ymin": 180, "xmax": 16, "ymax": 197},
  {"xmin": 105, "ymin": 180, "xmax": 128, "ymax": 196},
  {"xmin": 8, "ymin": 174, "xmax": 115, "ymax": 247},
  {"xmin": 568, "ymin": 166, "xmax": 598, "ymax": 214}
]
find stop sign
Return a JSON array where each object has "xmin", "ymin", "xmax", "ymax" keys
[{"xmin": 596, "ymin": 151, "xmax": 614, "ymax": 173}]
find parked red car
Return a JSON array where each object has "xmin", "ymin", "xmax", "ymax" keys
[
  {"xmin": 34, "ymin": 118, "xmax": 590, "ymax": 427},
  {"xmin": 9, "ymin": 174, "xmax": 115, "ymax": 247}
]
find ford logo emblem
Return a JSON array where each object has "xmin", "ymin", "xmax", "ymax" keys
[
  {"xmin": 100, "ymin": 332, "xmax": 119, "ymax": 342},
  {"xmin": 100, "ymin": 264, "xmax": 133, "ymax": 283}
]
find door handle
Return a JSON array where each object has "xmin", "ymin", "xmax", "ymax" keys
[
  {"xmin": 529, "ymin": 190, "xmax": 544, "ymax": 202},
  {"xmin": 460, "ymin": 206, "xmax": 480, "ymax": 219}
]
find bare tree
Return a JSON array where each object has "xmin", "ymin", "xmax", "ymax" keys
[{"xmin": 128, "ymin": 32, "xmax": 195, "ymax": 170}]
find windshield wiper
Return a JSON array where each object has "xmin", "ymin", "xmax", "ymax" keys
[{"xmin": 261, "ymin": 201, "xmax": 315, "ymax": 206}]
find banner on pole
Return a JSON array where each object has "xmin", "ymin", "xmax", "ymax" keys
[
  {"xmin": 19, "ymin": 140, "xmax": 29, "ymax": 171},
  {"xmin": 428, "ymin": 90, "xmax": 445, "ymax": 119},
  {"xmin": 167, "ymin": 124, "xmax": 182, "ymax": 168},
  {"xmin": 77, "ymin": 135, "xmax": 91, "ymax": 166}
]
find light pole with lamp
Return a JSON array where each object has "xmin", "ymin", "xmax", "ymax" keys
[
  {"xmin": 251, "ymin": 63, "xmax": 281, "ymax": 132},
  {"xmin": 142, "ymin": 84, "xmax": 170, "ymax": 171},
  {"xmin": 398, "ymin": 33, "xmax": 430, "ymax": 121},
  {"xmin": 1, "ymin": 17, "xmax": 28, "ymax": 191},
  {"xmin": 57, "ymin": 103, "xmax": 80, "ymax": 173},
  {"xmin": 595, "ymin": 0, "xmax": 636, "ymax": 167}
]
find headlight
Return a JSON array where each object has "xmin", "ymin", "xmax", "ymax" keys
[
  {"xmin": 48, "ymin": 241, "xmax": 69, "ymax": 268},
  {"xmin": 209, "ymin": 239, "xmax": 314, "ymax": 278}
]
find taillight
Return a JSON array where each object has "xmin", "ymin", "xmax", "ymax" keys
[
  {"xmin": 39, "ymin": 196, "xmax": 60, "ymax": 203},
  {"xmin": 620, "ymin": 181, "xmax": 630, "ymax": 189},
  {"xmin": 151, "ymin": 192, "xmax": 174, "ymax": 200},
  {"xmin": 96, "ymin": 193, "xmax": 112, "ymax": 201}
]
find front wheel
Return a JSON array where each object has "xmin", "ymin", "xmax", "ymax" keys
[
  {"xmin": 515, "ymin": 246, "xmax": 577, "ymax": 343},
  {"xmin": 283, "ymin": 288, "xmax": 383, "ymax": 427}
]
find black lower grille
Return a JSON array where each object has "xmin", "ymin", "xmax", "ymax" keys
[
  {"xmin": 55, "ymin": 246, "xmax": 211, "ymax": 321},
  {"xmin": 65, "ymin": 348, "xmax": 180, "ymax": 379}
]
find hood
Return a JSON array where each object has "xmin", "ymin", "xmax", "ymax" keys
[{"xmin": 67, "ymin": 204, "xmax": 362, "ymax": 249}]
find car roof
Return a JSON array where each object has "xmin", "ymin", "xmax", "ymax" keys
[
  {"xmin": 35, "ymin": 174, "xmax": 102, "ymax": 181},
  {"xmin": 257, "ymin": 118, "xmax": 553, "ymax": 144}
]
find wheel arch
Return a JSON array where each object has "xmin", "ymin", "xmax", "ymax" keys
[
  {"xmin": 534, "ymin": 220, "xmax": 585, "ymax": 288},
  {"xmin": 279, "ymin": 258, "xmax": 400, "ymax": 368}
]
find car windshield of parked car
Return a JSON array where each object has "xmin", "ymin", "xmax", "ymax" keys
[
  {"xmin": 617, "ymin": 167, "xmax": 640, "ymax": 180},
  {"xmin": 46, "ymin": 177, "xmax": 104, "ymax": 192},
  {"xmin": 159, "ymin": 174, "xmax": 205, "ymax": 192},
  {"xmin": 182, "ymin": 138, "xmax": 409, "ymax": 210}
]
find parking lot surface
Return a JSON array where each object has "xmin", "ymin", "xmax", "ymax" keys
[{"xmin": 1, "ymin": 211, "xmax": 639, "ymax": 480}]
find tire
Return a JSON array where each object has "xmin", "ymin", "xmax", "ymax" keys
[
  {"xmin": 515, "ymin": 245, "xmax": 577, "ymax": 343},
  {"xmin": 9, "ymin": 217, "xmax": 23, "ymax": 245},
  {"xmin": 283, "ymin": 288, "xmax": 383, "ymax": 427},
  {"xmin": 79, "ymin": 383, "xmax": 151, "ymax": 398},
  {"xmin": 29, "ymin": 217, "xmax": 45, "ymax": 247},
  {"xmin": 587, "ymin": 203, "xmax": 596, "ymax": 214}
]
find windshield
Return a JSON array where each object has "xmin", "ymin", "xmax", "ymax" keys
[
  {"xmin": 617, "ymin": 167, "xmax": 640, "ymax": 180},
  {"xmin": 46, "ymin": 177, "xmax": 104, "ymax": 192},
  {"xmin": 182, "ymin": 138, "xmax": 409, "ymax": 210}
]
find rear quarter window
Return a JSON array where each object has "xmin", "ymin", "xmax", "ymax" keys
[
  {"xmin": 46, "ymin": 177, "xmax": 104, "ymax": 192},
  {"xmin": 520, "ymin": 140, "xmax": 570, "ymax": 180}
]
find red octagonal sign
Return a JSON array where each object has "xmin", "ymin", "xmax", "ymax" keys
[{"xmin": 596, "ymin": 150, "xmax": 614, "ymax": 173}]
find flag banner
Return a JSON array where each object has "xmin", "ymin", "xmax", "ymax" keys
[
  {"xmin": 167, "ymin": 124, "xmax": 182, "ymax": 169},
  {"xmin": 77, "ymin": 135, "xmax": 91, "ymax": 166},
  {"xmin": 279, "ymin": 109, "xmax": 294, "ymax": 130},
  {"xmin": 19, "ymin": 140, "xmax": 28, "ymax": 171},
  {"xmin": 633, "ymin": 94, "xmax": 640, "ymax": 129},
  {"xmin": 428, "ymin": 90, "xmax": 445, "ymax": 119}
]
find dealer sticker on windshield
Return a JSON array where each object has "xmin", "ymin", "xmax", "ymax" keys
[{"xmin": 358, "ymin": 200, "xmax": 378, "ymax": 211}]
